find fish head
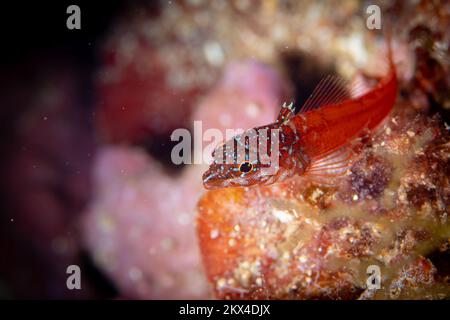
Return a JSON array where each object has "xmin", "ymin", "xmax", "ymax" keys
[{"xmin": 202, "ymin": 128, "xmax": 280, "ymax": 189}]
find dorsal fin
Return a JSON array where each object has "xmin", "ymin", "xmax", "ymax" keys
[
  {"xmin": 300, "ymin": 75, "xmax": 354, "ymax": 113},
  {"xmin": 277, "ymin": 102, "xmax": 296, "ymax": 124}
]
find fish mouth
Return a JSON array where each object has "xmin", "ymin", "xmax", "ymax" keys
[
  {"xmin": 203, "ymin": 172, "xmax": 255, "ymax": 190},
  {"xmin": 202, "ymin": 169, "xmax": 222, "ymax": 190},
  {"xmin": 202, "ymin": 163, "xmax": 234, "ymax": 189},
  {"xmin": 202, "ymin": 170, "xmax": 245, "ymax": 190}
]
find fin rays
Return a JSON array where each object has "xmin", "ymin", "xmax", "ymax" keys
[
  {"xmin": 300, "ymin": 75, "xmax": 371, "ymax": 114},
  {"xmin": 300, "ymin": 76, "xmax": 351, "ymax": 113},
  {"xmin": 306, "ymin": 145, "xmax": 355, "ymax": 184}
]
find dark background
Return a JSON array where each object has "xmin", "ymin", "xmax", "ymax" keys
[
  {"xmin": 0, "ymin": 1, "xmax": 123, "ymax": 67},
  {"xmin": 0, "ymin": 1, "xmax": 126, "ymax": 299}
]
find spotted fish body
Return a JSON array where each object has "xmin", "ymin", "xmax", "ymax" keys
[{"xmin": 203, "ymin": 44, "xmax": 398, "ymax": 190}]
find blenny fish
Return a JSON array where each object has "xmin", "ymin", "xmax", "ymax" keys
[{"xmin": 203, "ymin": 42, "xmax": 397, "ymax": 189}]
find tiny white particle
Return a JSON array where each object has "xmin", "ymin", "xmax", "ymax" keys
[
  {"xmin": 210, "ymin": 229, "xmax": 219, "ymax": 239},
  {"xmin": 128, "ymin": 267, "xmax": 143, "ymax": 281},
  {"xmin": 245, "ymin": 103, "xmax": 260, "ymax": 118},
  {"xmin": 272, "ymin": 209, "xmax": 294, "ymax": 223},
  {"xmin": 203, "ymin": 41, "xmax": 225, "ymax": 66},
  {"xmin": 177, "ymin": 213, "xmax": 190, "ymax": 226},
  {"xmin": 255, "ymin": 277, "xmax": 263, "ymax": 286},
  {"xmin": 219, "ymin": 114, "xmax": 231, "ymax": 126}
]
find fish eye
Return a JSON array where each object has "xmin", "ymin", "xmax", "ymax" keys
[{"xmin": 239, "ymin": 162, "xmax": 253, "ymax": 173}]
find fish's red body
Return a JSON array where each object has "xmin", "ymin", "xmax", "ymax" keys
[{"xmin": 299, "ymin": 67, "xmax": 397, "ymax": 160}]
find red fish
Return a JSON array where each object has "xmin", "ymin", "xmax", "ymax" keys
[{"xmin": 203, "ymin": 42, "xmax": 397, "ymax": 189}]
